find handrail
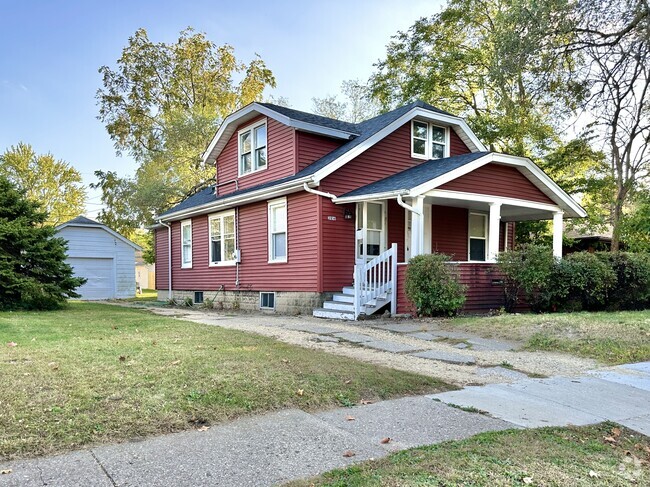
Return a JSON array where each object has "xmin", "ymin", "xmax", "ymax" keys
[{"xmin": 353, "ymin": 243, "xmax": 397, "ymax": 320}]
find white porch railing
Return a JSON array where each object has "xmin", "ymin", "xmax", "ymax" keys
[{"xmin": 353, "ymin": 243, "xmax": 398, "ymax": 319}]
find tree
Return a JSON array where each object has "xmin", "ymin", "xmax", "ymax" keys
[
  {"xmin": 570, "ymin": 0, "xmax": 650, "ymax": 250},
  {"xmin": 312, "ymin": 80, "xmax": 381, "ymax": 123},
  {"xmin": 369, "ymin": 0, "xmax": 583, "ymax": 157},
  {"xmin": 0, "ymin": 143, "xmax": 86, "ymax": 226},
  {"xmin": 96, "ymin": 27, "xmax": 276, "ymax": 229},
  {"xmin": 0, "ymin": 176, "xmax": 85, "ymax": 310}
]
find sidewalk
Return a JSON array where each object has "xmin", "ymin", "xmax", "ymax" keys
[{"xmin": 2, "ymin": 362, "xmax": 649, "ymax": 486}]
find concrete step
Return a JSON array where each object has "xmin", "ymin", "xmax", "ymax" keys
[
  {"xmin": 312, "ymin": 308, "xmax": 355, "ymax": 320},
  {"xmin": 323, "ymin": 301, "xmax": 355, "ymax": 311},
  {"xmin": 342, "ymin": 286, "xmax": 354, "ymax": 296},
  {"xmin": 332, "ymin": 293, "xmax": 354, "ymax": 303}
]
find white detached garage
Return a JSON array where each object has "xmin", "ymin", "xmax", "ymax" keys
[{"xmin": 55, "ymin": 216, "xmax": 142, "ymax": 300}]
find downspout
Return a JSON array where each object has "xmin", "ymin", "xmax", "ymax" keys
[
  {"xmin": 303, "ymin": 182, "xmax": 337, "ymax": 201},
  {"xmin": 158, "ymin": 220, "xmax": 173, "ymax": 300},
  {"xmin": 397, "ymin": 193, "xmax": 421, "ymax": 215}
]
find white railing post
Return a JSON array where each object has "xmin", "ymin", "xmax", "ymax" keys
[
  {"xmin": 390, "ymin": 243, "xmax": 397, "ymax": 315},
  {"xmin": 353, "ymin": 264, "xmax": 360, "ymax": 319}
]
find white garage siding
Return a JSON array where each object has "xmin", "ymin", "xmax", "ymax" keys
[{"xmin": 56, "ymin": 223, "xmax": 140, "ymax": 300}]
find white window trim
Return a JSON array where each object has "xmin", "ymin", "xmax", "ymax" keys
[
  {"xmin": 208, "ymin": 210, "xmax": 237, "ymax": 267},
  {"xmin": 259, "ymin": 291, "xmax": 276, "ymax": 310},
  {"xmin": 467, "ymin": 212, "xmax": 488, "ymax": 262},
  {"xmin": 411, "ymin": 120, "xmax": 450, "ymax": 160},
  {"xmin": 268, "ymin": 197, "xmax": 287, "ymax": 264},
  {"xmin": 180, "ymin": 220, "xmax": 192, "ymax": 269},
  {"xmin": 238, "ymin": 118, "xmax": 268, "ymax": 177}
]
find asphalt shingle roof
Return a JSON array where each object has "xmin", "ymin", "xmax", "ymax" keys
[
  {"xmin": 159, "ymin": 100, "xmax": 460, "ymax": 217},
  {"xmin": 339, "ymin": 152, "xmax": 491, "ymax": 198},
  {"xmin": 60, "ymin": 215, "xmax": 102, "ymax": 226}
]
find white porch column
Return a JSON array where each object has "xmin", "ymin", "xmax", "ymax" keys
[
  {"xmin": 487, "ymin": 202, "xmax": 501, "ymax": 262},
  {"xmin": 410, "ymin": 196, "xmax": 425, "ymax": 257},
  {"xmin": 552, "ymin": 210, "xmax": 564, "ymax": 259}
]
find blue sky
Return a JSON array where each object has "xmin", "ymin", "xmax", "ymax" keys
[{"xmin": 0, "ymin": 0, "xmax": 442, "ymax": 216}]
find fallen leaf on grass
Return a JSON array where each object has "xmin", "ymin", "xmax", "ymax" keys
[
  {"xmin": 197, "ymin": 426, "xmax": 210, "ymax": 432},
  {"xmin": 170, "ymin": 360, "xmax": 181, "ymax": 366},
  {"xmin": 345, "ymin": 415, "xmax": 355, "ymax": 421},
  {"xmin": 589, "ymin": 470, "xmax": 600, "ymax": 478},
  {"xmin": 48, "ymin": 362, "xmax": 59, "ymax": 370},
  {"xmin": 611, "ymin": 427, "xmax": 622, "ymax": 438},
  {"xmin": 344, "ymin": 379, "xmax": 352, "ymax": 384},
  {"xmin": 281, "ymin": 359, "xmax": 289, "ymax": 363},
  {"xmin": 604, "ymin": 436, "xmax": 617, "ymax": 444},
  {"xmin": 360, "ymin": 399, "xmax": 373, "ymax": 405},
  {"xmin": 6, "ymin": 342, "xmax": 17, "ymax": 347},
  {"xmin": 522, "ymin": 477, "xmax": 533, "ymax": 484},
  {"xmin": 118, "ymin": 356, "xmax": 126, "ymax": 362},
  {"xmin": 380, "ymin": 437, "xmax": 391, "ymax": 444},
  {"xmin": 342, "ymin": 451, "xmax": 355, "ymax": 457},
  {"xmin": 1, "ymin": 470, "xmax": 11, "ymax": 475},
  {"xmin": 297, "ymin": 389, "xmax": 304, "ymax": 396}
]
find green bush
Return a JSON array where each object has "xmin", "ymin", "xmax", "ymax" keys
[
  {"xmin": 556, "ymin": 252, "xmax": 617, "ymax": 311},
  {"xmin": 596, "ymin": 252, "xmax": 650, "ymax": 310},
  {"xmin": 404, "ymin": 253, "xmax": 466, "ymax": 316},
  {"xmin": 496, "ymin": 244, "xmax": 555, "ymax": 312}
]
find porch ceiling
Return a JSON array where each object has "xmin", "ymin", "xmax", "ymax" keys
[{"xmin": 423, "ymin": 195, "xmax": 557, "ymax": 221}]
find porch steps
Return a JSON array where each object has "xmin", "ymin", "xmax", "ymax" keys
[{"xmin": 313, "ymin": 286, "xmax": 392, "ymax": 321}]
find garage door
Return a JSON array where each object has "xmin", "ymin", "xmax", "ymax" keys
[{"xmin": 68, "ymin": 257, "xmax": 115, "ymax": 300}]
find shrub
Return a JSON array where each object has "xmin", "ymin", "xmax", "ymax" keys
[
  {"xmin": 556, "ymin": 252, "xmax": 617, "ymax": 311},
  {"xmin": 596, "ymin": 252, "xmax": 650, "ymax": 310},
  {"xmin": 404, "ymin": 253, "xmax": 466, "ymax": 316},
  {"xmin": 497, "ymin": 244, "xmax": 555, "ymax": 312}
]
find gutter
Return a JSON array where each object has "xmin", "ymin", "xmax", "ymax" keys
[
  {"xmin": 397, "ymin": 193, "xmax": 421, "ymax": 215},
  {"xmin": 302, "ymin": 182, "xmax": 337, "ymax": 201},
  {"xmin": 157, "ymin": 219, "xmax": 173, "ymax": 300}
]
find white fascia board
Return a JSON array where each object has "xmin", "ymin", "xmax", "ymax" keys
[
  {"xmin": 334, "ymin": 190, "xmax": 407, "ymax": 204},
  {"xmin": 202, "ymin": 103, "xmax": 357, "ymax": 164},
  {"xmin": 311, "ymin": 107, "xmax": 486, "ymax": 184},
  {"xmin": 410, "ymin": 153, "xmax": 587, "ymax": 218},
  {"xmin": 155, "ymin": 177, "xmax": 311, "ymax": 222},
  {"xmin": 426, "ymin": 189, "xmax": 563, "ymax": 213},
  {"xmin": 56, "ymin": 223, "xmax": 143, "ymax": 250}
]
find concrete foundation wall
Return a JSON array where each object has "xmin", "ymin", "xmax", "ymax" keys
[{"xmin": 157, "ymin": 289, "xmax": 331, "ymax": 315}]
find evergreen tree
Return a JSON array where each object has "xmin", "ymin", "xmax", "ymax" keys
[{"xmin": 0, "ymin": 176, "xmax": 85, "ymax": 310}]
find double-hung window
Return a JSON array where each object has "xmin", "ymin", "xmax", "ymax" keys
[
  {"xmin": 239, "ymin": 120, "xmax": 267, "ymax": 176},
  {"xmin": 411, "ymin": 120, "xmax": 447, "ymax": 159},
  {"xmin": 209, "ymin": 211, "xmax": 236, "ymax": 265},
  {"xmin": 468, "ymin": 213, "xmax": 488, "ymax": 261},
  {"xmin": 180, "ymin": 220, "xmax": 192, "ymax": 268},
  {"xmin": 268, "ymin": 198, "xmax": 287, "ymax": 263}
]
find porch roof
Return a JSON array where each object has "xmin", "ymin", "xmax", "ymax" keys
[{"xmin": 338, "ymin": 152, "xmax": 490, "ymax": 198}]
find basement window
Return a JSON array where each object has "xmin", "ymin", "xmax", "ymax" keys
[
  {"xmin": 260, "ymin": 292, "xmax": 276, "ymax": 310},
  {"xmin": 194, "ymin": 291, "xmax": 204, "ymax": 304}
]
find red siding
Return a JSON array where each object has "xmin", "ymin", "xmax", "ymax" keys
[
  {"xmin": 396, "ymin": 263, "xmax": 509, "ymax": 315},
  {"xmin": 296, "ymin": 132, "xmax": 343, "ymax": 172},
  {"xmin": 439, "ymin": 164, "xmax": 555, "ymax": 205},
  {"xmin": 154, "ymin": 228, "xmax": 169, "ymax": 290},
  {"xmin": 168, "ymin": 191, "xmax": 319, "ymax": 291},
  {"xmin": 431, "ymin": 205, "xmax": 468, "ymax": 260},
  {"xmin": 321, "ymin": 122, "xmax": 472, "ymax": 195},
  {"xmin": 450, "ymin": 129, "xmax": 471, "ymax": 156},
  {"xmin": 387, "ymin": 200, "xmax": 406, "ymax": 263},
  {"xmin": 320, "ymin": 198, "xmax": 356, "ymax": 291},
  {"xmin": 216, "ymin": 116, "xmax": 296, "ymax": 196}
]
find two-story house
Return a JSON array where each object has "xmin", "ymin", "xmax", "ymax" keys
[{"xmin": 153, "ymin": 100, "xmax": 585, "ymax": 318}]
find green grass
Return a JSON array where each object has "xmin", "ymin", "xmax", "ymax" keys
[
  {"xmin": 124, "ymin": 288, "xmax": 158, "ymax": 302},
  {"xmin": 291, "ymin": 423, "xmax": 650, "ymax": 486},
  {"xmin": 0, "ymin": 303, "xmax": 450, "ymax": 460},
  {"xmin": 449, "ymin": 310, "xmax": 650, "ymax": 364}
]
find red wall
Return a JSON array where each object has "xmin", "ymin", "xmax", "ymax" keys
[
  {"xmin": 396, "ymin": 263, "xmax": 509, "ymax": 315},
  {"xmin": 439, "ymin": 164, "xmax": 555, "ymax": 204},
  {"xmin": 165, "ymin": 191, "xmax": 319, "ymax": 291},
  {"xmin": 431, "ymin": 205, "xmax": 468, "ymax": 260},
  {"xmin": 155, "ymin": 228, "xmax": 169, "ymax": 290},
  {"xmin": 321, "ymin": 122, "xmax": 472, "ymax": 194},
  {"xmin": 319, "ymin": 198, "xmax": 356, "ymax": 291},
  {"xmin": 297, "ymin": 132, "xmax": 344, "ymax": 172},
  {"xmin": 216, "ymin": 116, "xmax": 296, "ymax": 196}
]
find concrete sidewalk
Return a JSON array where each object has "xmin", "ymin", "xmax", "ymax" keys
[{"xmin": 2, "ymin": 362, "xmax": 649, "ymax": 486}]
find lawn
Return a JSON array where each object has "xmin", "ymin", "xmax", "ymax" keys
[
  {"xmin": 0, "ymin": 303, "xmax": 450, "ymax": 460},
  {"xmin": 292, "ymin": 423, "xmax": 650, "ymax": 486},
  {"xmin": 448, "ymin": 310, "xmax": 650, "ymax": 365},
  {"xmin": 125, "ymin": 288, "xmax": 158, "ymax": 301}
]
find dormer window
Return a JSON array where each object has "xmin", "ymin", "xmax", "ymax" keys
[
  {"xmin": 239, "ymin": 120, "xmax": 267, "ymax": 176},
  {"xmin": 411, "ymin": 120, "xmax": 448, "ymax": 160}
]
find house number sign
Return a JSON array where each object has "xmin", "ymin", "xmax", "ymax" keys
[{"xmin": 327, "ymin": 216, "xmax": 337, "ymax": 221}]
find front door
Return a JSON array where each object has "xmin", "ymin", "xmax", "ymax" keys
[{"xmin": 356, "ymin": 201, "xmax": 386, "ymax": 263}]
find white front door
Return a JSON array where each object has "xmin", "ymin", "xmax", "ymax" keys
[{"xmin": 356, "ymin": 201, "xmax": 386, "ymax": 262}]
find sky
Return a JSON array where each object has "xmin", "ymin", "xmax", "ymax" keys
[{"xmin": 0, "ymin": 0, "xmax": 443, "ymax": 217}]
